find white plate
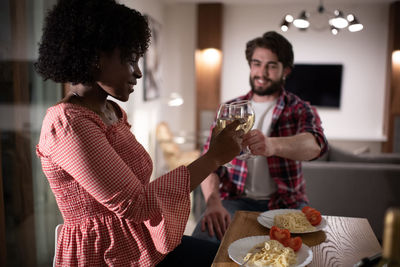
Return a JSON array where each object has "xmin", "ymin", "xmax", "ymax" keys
[
  {"xmin": 228, "ymin": 235, "xmax": 313, "ymax": 267},
  {"xmin": 257, "ymin": 209, "xmax": 327, "ymax": 234}
]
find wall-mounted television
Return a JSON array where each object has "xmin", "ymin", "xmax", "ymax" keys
[{"xmin": 285, "ymin": 64, "xmax": 343, "ymax": 108}]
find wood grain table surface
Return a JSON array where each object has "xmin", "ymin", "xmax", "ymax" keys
[{"xmin": 212, "ymin": 211, "xmax": 382, "ymax": 267}]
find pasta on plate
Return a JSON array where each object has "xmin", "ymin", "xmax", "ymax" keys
[
  {"xmin": 243, "ymin": 239, "xmax": 296, "ymax": 267},
  {"xmin": 273, "ymin": 212, "xmax": 315, "ymax": 233}
]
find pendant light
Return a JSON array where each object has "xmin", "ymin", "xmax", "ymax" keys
[{"xmin": 280, "ymin": 0, "xmax": 363, "ymax": 35}]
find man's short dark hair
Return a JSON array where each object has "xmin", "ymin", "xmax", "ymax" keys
[
  {"xmin": 245, "ymin": 31, "xmax": 294, "ymax": 69},
  {"xmin": 35, "ymin": 0, "xmax": 151, "ymax": 84}
]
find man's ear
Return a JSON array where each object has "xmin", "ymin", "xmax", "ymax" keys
[{"xmin": 283, "ymin": 66, "xmax": 291, "ymax": 78}]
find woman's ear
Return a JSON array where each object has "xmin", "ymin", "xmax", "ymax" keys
[{"xmin": 92, "ymin": 53, "xmax": 103, "ymax": 81}]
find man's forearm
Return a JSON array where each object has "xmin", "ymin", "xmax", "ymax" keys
[{"xmin": 271, "ymin": 132, "xmax": 321, "ymax": 161}]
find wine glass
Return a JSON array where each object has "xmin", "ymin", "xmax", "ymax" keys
[
  {"xmin": 229, "ymin": 100, "xmax": 255, "ymax": 160},
  {"xmin": 215, "ymin": 103, "xmax": 232, "ymax": 134},
  {"xmin": 215, "ymin": 100, "xmax": 255, "ymax": 167},
  {"xmin": 215, "ymin": 103, "xmax": 236, "ymax": 168}
]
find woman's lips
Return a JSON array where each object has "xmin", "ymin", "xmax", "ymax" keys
[{"xmin": 128, "ymin": 81, "xmax": 136, "ymax": 91}]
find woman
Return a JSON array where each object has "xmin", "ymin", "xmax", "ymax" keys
[{"xmin": 35, "ymin": 0, "xmax": 243, "ymax": 266}]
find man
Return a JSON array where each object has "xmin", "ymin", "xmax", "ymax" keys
[{"xmin": 192, "ymin": 31, "xmax": 328, "ymax": 243}]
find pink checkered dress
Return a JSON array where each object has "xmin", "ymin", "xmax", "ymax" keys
[{"xmin": 36, "ymin": 102, "xmax": 190, "ymax": 266}]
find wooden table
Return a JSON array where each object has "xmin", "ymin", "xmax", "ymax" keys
[{"xmin": 212, "ymin": 211, "xmax": 382, "ymax": 267}]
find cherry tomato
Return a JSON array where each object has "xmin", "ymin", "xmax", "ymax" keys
[
  {"xmin": 288, "ymin": 236, "xmax": 302, "ymax": 252},
  {"xmin": 301, "ymin": 206, "xmax": 313, "ymax": 214},
  {"xmin": 306, "ymin": 210, "xmax": 322, "ymax": 226},
  {"xmin": 269, "ymin": 226, "xmax": 290, "ymax": 246},
  {"xmin": 302, "ymin": 206, "xmax": 322, "ymax": 226}
]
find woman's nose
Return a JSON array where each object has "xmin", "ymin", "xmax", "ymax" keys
[{"xmin": 134, "ymin": 65, "xmax": 142, "ymax": 79}]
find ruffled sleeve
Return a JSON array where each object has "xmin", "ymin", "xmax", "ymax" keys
[{"xmin": 144, "ymin": 166, "xmax": 191, "ymax": 253}]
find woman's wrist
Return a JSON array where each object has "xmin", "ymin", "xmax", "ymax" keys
[
  {"xmin": 202, "ymin": 150, "xmax": 221, "ymax": 172},
  {"xmin": 187, "ymin": 151, "xmax": 221, "ymax": 191}
]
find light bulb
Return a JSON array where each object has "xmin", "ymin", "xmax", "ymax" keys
[
  {"xmin": 202, "ymin": 48, "xmax": 221, "ymax": 65},
  {"xmin": 280, "ymin": 19, "xmax": 290, "ymax": 32},
  {"xmin": 331, "ymin": 26, "xmax": 339, "ymax": 35},
  {"xmin": 393, "ymin": 50, "xmax": 400, "ymax": 65},
  {"xmin": 285, "ymin": 14, "xmax": 294, "ymax": 23},
  {"xmin": 348, "ymin": 16, "xmax": 363, "ymax": 32},
  {"xmin": 329, "ymin": 10, "xmax": 349, "ymax": 29},
  {"xmin": 293, "ymin": 11, "xmax": 310, "ymax": 29},
  {"xmin": 348, "ymin": 23, "xmax": 363, "ymax": 32},
  {"xmin": 347, "ymin": 14, "xmax": 355, "ymax": 22}
]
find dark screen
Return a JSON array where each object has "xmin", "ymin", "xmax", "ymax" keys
[{"xmin": 285, "ymin": 64, "xmax": 343, "ymax": 108}]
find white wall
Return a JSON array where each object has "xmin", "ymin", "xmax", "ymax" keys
[
  {"xmin": 162, "ymin": 4, "xmax": 197, "ymax": 133},
  {"xmin": 159, "ymin": 1, "xmax": 391, "ymax": 152},
  {"xmin": 118, "ymin": 0, "xmax": 165, "ymax": 177},
  {"xmin": 118, "ymin": 1, "xmax": 197, "ymax": 176},
  {"xmin": 119, "ymin": 1, "xmax": 391, "ymax": 157},
  {"xmin": 221, "ymin": 2, "xmax": 390, "ymax": 143}
]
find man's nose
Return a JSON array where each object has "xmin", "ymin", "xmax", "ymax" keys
[{"xmin": 262, "ymin": 65, "xmax": 269, "ymax": 77}]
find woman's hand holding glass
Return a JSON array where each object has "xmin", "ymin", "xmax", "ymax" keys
[
  {"xmin": 207, "ymin": 119, "xmax": 244, "ymax": 167},
  {"xmin": 215, "ymin": 100, "xmax": 255, "ymax": 166}
]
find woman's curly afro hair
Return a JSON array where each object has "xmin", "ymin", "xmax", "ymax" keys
[{"xmin": 35, "ymin": 0, "xmax": 151, "ymax": 84}]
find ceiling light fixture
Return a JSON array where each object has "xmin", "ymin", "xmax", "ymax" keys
[
  {"xmin": 280, "ymin": 0, "xmax": 363, "ymax": 35},
  {"xmin": 280, "ymin": 14, "xmax": 293, "ymax": 32},
  {"xmin": 293, "ymin": 11, "xmax": 310, "ymax": 29},
  {"xmin": 167, "ymin": 92, "xmax": 184, "ymax": 107},
  {"xmin": 347, "ymin": 15, "xmax": 364, "ymax": 32}
]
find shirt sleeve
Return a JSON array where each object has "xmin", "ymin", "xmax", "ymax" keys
[
  {"xmin": 38, "ymin": 108, "xmax": 191, "ymax": 230},
  {"xmin": 297, "ymin": 103, "xmax": 329, "ymax": 158}
]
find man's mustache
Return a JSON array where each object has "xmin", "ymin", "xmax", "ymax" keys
[{"xmin": 253, "ymin": 76, "xmax": 272, "ymax": 83}]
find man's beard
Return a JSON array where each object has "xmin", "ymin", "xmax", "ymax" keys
[{"xmin": 250, "ymin": 76, "xmax": 284, "ymax": 96}]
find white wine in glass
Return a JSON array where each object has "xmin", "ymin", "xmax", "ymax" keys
[
  {"xmin": 216, "ymin": 103, "xmax": 233, "ymax": 133},
  {"xmin": 216, "ymin": 102, "xmax": 255, "ymax": 134},
  {"xmin": 215, "ymin": 101, "xmax": 255, "ymax": 167},
  {"xmin": 215, "ymin": 103, "xmax": 236, "ymax": 167},
  {"xmin": 229, "ymin": 100, "xmax": 255, "ymax": 160},
  {"xmin": 216, "ymin": 117, "xmax": 234, "ymax": 134},
  {"xmin": 235, "ymin": 112, "xmax": 255, "ymax": 134}
]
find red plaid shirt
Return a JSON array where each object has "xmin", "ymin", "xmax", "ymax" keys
[{"xmin": 203, "ymin": 89, "xmax": 328, "ymax": 210}]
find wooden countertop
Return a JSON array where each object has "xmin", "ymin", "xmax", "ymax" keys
[{"xmin": 212, "ymin": 211, "xmax": 382, "ymax": 267}]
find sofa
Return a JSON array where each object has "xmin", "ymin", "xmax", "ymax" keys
[{"xmin": 303, "ymin": 146, "xmax": 400, "ymax": 241}]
